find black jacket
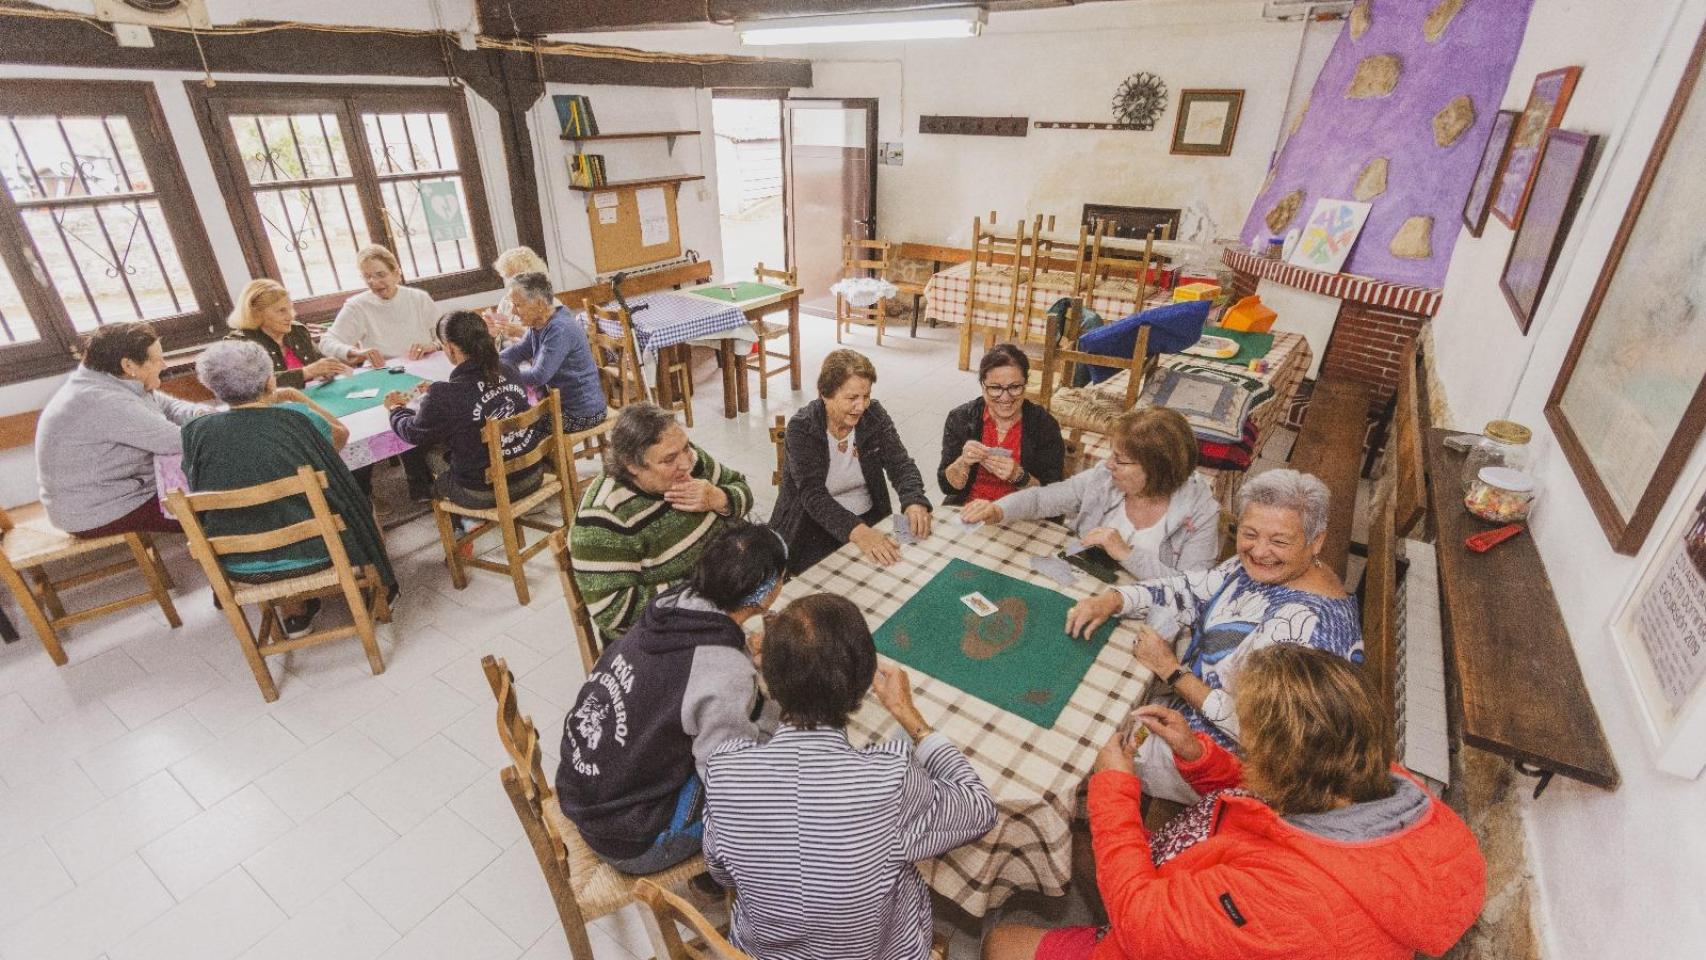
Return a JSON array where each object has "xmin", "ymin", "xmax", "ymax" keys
[
  {"xmin": 225, "ymin": 324, "xmax": 325, "ymax": 390},
  {"xmin": 388, "ymin": 360, "xmax": 540, "ymax": 489},
  {"xmin": 769, "ymin": 397, "xmax": 930, "ymax": 547},
  {"xmin": 936, "ymin": 397, "xmax": 1066, "ymax": 505}
]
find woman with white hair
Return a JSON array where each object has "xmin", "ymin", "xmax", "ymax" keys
[
  {"xmin": 1064, "ymin": 468, "xmax": 1362, "ymax": 804},
  {"xmin": 499, "ymin": 271, "xmax": 608, "ymax": 432},
  {"xmin": 483, "ymin": 245, "xmax": 549, "ymax": 341}
]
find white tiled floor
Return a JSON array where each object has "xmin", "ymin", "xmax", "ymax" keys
[{"xmin": 0, "ymin": 318, "xmax": 1286, "ymax": 959}]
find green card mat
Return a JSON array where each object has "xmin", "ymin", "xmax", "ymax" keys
[
  {"xmin": 1200, "ymin": 325, "xmax": 1275, "ymax": 365},
  {"xmin": 686, "ymin": 281, "xmax": 784, "ymax": 304},
  {"xmin": 305, "ymin": 368, "xmax": 429, "ymax": 418},
  {"xmin": 871, "ymin": 558, "xmax": 1116, "ymax": 728}
]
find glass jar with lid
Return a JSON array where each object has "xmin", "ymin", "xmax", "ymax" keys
[
  {"xmin": 1460, "ymin": 419, "xmax": 1533, "ymax": 491},
  {"xmin": 1464, "ymin": 467, "xmax": 1537, "ymax": 523}
]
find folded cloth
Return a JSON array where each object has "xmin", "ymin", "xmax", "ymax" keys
[
  {"xmin": 1139, "ymin": 360, "xmax": 1276, "ymax": 445},
  {"xmin": 1077, "ymin": 300, "xmax": 1212, "ymax": 383},
  {"xmin": 829, "ymin": 277, "xmax": 898, "ymax": 308}
]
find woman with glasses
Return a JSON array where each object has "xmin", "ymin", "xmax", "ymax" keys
[
  {"xmin": 962, "ymin": 406, "xmax": 1219, "ymax": 580},
  {"xmin": 939, "ymin": 343, "xmax": 1066, "ymax": 507}
]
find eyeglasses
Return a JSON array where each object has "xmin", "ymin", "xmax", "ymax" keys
[{"xmin": 982, "ymin": 383, "xmax": 1025, "ymax": 397}]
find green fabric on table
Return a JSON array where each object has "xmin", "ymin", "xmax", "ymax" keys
[
  {"xmin": 1200, "ymin": 325, "xmax": 1275, "ymax": 365},
  {"xmin": 871, "ymin": 558, "xmax": 1115, "ymax": 729},
  {"xmin": 685, "ymin": 282, "xmax": 784, "ymax": 304},
  {"xmin": 304, "ymin": 368, "xmax": 428, "ymax": 417}
]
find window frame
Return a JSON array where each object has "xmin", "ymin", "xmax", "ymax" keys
[
  {"xmin": 186, "ymin": 80, "xmax": 501, "ymax": 321},
  {"xmin": 0, "ymin": 78, "xmax": 230, "ymax": 386}
]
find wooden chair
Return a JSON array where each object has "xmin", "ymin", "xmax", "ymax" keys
[
  {"xmin": 634, "ymin": 879, "xmax": 749, "ymax": 960},
  {"xmin": 750, "ymin": 262, "xmax": 798, "ymax": 401},
  {"xmin": 0, "ymin": 506, "xmax": 180, "ymax": 665},
  {"xmin": 561, "ymin": 412, "xmax": 618, "ymax": 514},
  {"xmin": 549, "ymin": 530, "xmax": 604, "ymax": 675},
  {"xmin": 584, "ymin": 300, "xmax": 648, "ymax": 410},
  {"xmin": 481, "ymin": 654, "xmax": 708, "ymax": 960},
  {"xmin": 835, "ymin": 236, "xmax": 894, "ymax": 346},
  {"xmin": 432, "ymin": 390, "xmax": 576, "ymax": 605},
  {"xmin": 1034, "ymin": 297, "xmax": 1155, "ymax": 414},
  {"xmin": 168, "ymin": 466, "xmax": 390, "ymax": 702},
  {"xmin": 1288, "ymin": 377, "xmax": 1375, "ymax": 581},
  {"xmin": 1086, "ymin": 220, "xmax": 1163, "ymax": 308},
  {"xmin": 959, "ymin": 214, "xmax": 1031, "ymax": 370},
  {"xmin": 769, "ymin": 415, "xmax": 787, "ymax": 487}
]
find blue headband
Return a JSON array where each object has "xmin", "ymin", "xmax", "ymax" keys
[{"xmin": 739, "ymin": 570, "xmax": 781, "ymax": 610}]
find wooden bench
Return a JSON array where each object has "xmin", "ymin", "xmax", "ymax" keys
[
  {"xmin": 1287, "ymin": 377, "xmax": 1374, "ymax": 580},
  {"xmin": 554, "ymin": 259, "xmax": 714, "ymax": 313}
]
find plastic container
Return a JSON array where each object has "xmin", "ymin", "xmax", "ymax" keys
[
  {"xmin": 1464, "ymin": 467, "xmax": 1537, "ymax": 524},
  {"xmin": 1220, "ymin": 295, "xmax": 1277, "ymax": 332},
  {"xmin": 1173, "ymin": 282, "xmax": 1222, "ymax": 302},
  {"xmin": 1460, "ymin": 419, "xmax": 1533, "ymax": 491}
]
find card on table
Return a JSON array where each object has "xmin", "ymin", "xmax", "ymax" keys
[
  {"xmin": 892, "ymin": 514, "xmax": 918, "ymax": 545},
  {"xmin": 346, "ymin": 388, "xmax": 380, "ymax": 400},
  {"xmin": 960, "ymin": 591, "xmax": 998, "ymax": 617},
  {"xmin": 1029, "ymin": 554, "xmax": 1080, "ymax": 587}
]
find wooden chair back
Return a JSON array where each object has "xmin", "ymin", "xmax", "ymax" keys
[
  {"xmin": 1391, "ymin": 334, "xmax": 1429, "ymax": 538},
  {"xmin": 173, "ymin": 466, "xmax": 351, "ymax": 583},
  {"xmin": 966, "ymin": 215, "xmax": 1030, "ymax": 352},
  {"xmin": 481, "ymin": 389, "xmax": 573, "ymax": 515},
  {"xmin": 585, "ymin": 300, "xmax": 646, "ymax": 408},
  {"xmin": 1036, "ymin": 298, "xmax": 1154, "ymax": 412},
  {"xmin": 633, "ymin": 879, "xmax": 752, "ymax": 960},
  {"xmin": 769, "ymin": 414, "xmax": 787, "ymax": 487},
  {"xmin": 754, "ymin": 262, "xmax": 797, "ymax": 288},
  {"xmin": 836, "ymin": 237, "xmax": 893, "ymax": 345},
  {"xmin": 1087, "ymin": 221, "xmax": 1163, "ymax": 308},
  {"xmin": 550, "ymin": 530, "xmax": 604, "ymax": 675},
  {"xmin": 1361, "ymin": 477, "xmax": 1399, "ymax": 754},
  {"xmin": 1033, "ymin": 214, "xmax": 1092, "ymax": 300}
]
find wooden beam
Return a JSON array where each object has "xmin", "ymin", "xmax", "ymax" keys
[
  {"xmin": 480, "ymin": 0, "xmax": 984, "ymax": 34},
  {"xmin": 464, "ymin": 50, "xmax": 548, "ymax": 260}
]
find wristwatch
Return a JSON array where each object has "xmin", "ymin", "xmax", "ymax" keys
[{"xmin": 1163, "ymin": 666, "xmax": 1188, "ymax": 687}]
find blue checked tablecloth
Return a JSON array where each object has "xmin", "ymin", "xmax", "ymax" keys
[{"xmin": 590, "ymin": 291, "xmax": 749, "ymax": 358}]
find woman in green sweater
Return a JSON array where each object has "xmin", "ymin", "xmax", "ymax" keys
[{"xmin": 570, "ymin": 403, "xmax": 752, "ymax": 640}]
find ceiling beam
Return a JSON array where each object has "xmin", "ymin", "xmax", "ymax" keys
[{"xmin": 479, "ymin": 0, "xmax": 1005, "ymax": 35}]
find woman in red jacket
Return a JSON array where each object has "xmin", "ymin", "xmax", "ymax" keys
[{"xmin": 984, "ymin": 645, "xmax": 1485, "ymax": 960}]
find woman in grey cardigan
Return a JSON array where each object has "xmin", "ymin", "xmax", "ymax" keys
[{"xmin": 961, "ymin": 407, "xmax": 1220, "ymax": 580}]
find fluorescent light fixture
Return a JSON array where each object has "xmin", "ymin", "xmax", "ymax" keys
[{"xmin": 736, "ymin": 7, "xmax": 986, "ymax": 45}]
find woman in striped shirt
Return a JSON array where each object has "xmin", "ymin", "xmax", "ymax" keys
[{"xmin": 703, "ymin": 593, "xmax": 997, "ymax": 960}]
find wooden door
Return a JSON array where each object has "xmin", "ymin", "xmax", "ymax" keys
[{"xmin": 783, "ymin": 98, "xmax": 877, "ymax": 316}]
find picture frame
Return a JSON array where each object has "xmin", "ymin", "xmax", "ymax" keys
[
  {"xmin": 1498, "ymin": 129, "xmax": 1597, "ymax": 333},
  {"xmin": 1462, "ymin": 108, "xmax": 1518, "ymax": 237},
  {"xmin": 1491, "ymin": 66, "xmax": 1582, "ymax": 228},
  {"xmin": 1546, "ymin": 27, "xmax": 1706, "ymax": 555},
  {"xmin": 1609, "ymin": 460, "xmax": 1706, "ymax": 779},
  {"xmin": 1170, "ymin": 89, "xmax": 1244, "ymax": 157}
]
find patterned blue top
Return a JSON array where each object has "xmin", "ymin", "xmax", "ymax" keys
[{"xmin": 1116, "ymin": 556, "xmax": 1363, "ymax": 749}]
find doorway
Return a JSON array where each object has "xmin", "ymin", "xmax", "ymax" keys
[
  {"xmin": 711, "ymin": 94, "xmax": 786, "ymax": 284},
  {"xmin": 783, "ymin": 98, "xmax": 878, "ymax": 316}
]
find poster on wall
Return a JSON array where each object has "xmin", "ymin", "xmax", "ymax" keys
[
  {"xmin": 1612, "ymin": 461, "xmax": 1706, "ymax": 779},
  {"xmin": 1492, "ymin": 66, "xmax": 1582, "ymax": 228},
  {"xmin": 1498, "ymin": 129, "xmax": 1598, "ymax": 333},
  {"xmin": 1462, "ymin": 109, "xmax": 1518, "ymax": 237},
  {"xmin": 1286, "ymin": 198, "xmax": 1372, "ymax": 274}
]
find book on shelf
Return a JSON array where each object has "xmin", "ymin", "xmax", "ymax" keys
[
  {"xmin": 551, "ymin": 94, "xmax": 600, "ymax": 137},
  {"xmin": 567, "ymin": 153, "xmax": 607, "ymax": 188}
]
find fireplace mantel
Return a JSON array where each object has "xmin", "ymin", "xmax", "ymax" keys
[{"xmin": 1222, "ymin": 248, "xmax": 1443, "ymax": 317}]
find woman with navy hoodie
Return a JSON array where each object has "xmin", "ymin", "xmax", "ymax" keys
[
  {"xmin": 384, "ymin": 310, "xmax": 543, "ymax": 508},
  {"xmin": 555, "ymin": 522, "xmax": 787, "ymax": 873}
]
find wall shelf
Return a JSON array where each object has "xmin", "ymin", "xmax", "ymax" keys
[
  {"xmin": 566, "ymin": 174, "xmax": 705, "ymax": 193},
  {"xmin": 562, "ymin": 130, "xmax": 701, "ymax": 155}
]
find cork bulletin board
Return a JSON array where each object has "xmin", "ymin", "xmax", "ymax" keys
[{"xmin": 586, "ymin": 184, "xmax": 683, "ymax": 273}]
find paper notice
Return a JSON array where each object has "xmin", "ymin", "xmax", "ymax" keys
[
  {"xmin": 598, "ymin": 206, "xmax": 618, "ymax": 225},
  {"xmin": 592, "ymin": 191, "xmax": 618, "ymax": 209},
  {"xmin": 637, "ymin": 186, "xmax": 669, "ymax": 246}
]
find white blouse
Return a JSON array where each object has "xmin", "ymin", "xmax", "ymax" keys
[{"xmin": 825, "ymin": 430, "xmax": 873, "ymax": 515}]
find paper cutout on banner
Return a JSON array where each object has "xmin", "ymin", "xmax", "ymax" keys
[
  {"xmin": 636, "ymin": 187, "xmax": 670, "ymax": 247},
  {"xmin": 418, "ymin": 181, "xmax": 468, "ymax": 243},
  {"xmin": 1286, "ymin": 198, "xmax": 1372, "ymax": 274}
]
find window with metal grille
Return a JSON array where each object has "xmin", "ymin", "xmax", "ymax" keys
[
  {"xmin": 0, "ymin": 80, "xmax": 228, "ymax": 385},
  {"xmin": 190, "ymin": 82, "xmax": 499, "ymax": 320}
]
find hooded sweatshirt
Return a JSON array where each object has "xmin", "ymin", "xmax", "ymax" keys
[
  {"xmin": 1087, "ymin": 733, "xmax": 1485, "ymax": 960},
  {"xmin": 555, "ymin": 587, "xmax": 777, "ymax": 860},
  {"xmin": 388, "ymin": 359, "xmax": 540, "ymax": 490}
]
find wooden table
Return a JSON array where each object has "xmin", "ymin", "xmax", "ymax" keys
[
  {"xmin": 681, "ymin": 282, "xmax": 804, "ymax": 416},
  {"xmin": 779, "ymin": 506, "xmax": 1148, "ymax": 916}
]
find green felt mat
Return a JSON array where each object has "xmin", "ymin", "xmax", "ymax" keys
[
  {"xmin": 872, "ymin": 558, "xmax": 1114, "ymax": 729},
  {"xmin": 685, "ymin": 282, "xmax": 784, "ymax": 303},
  {"xmin": 305, "ymin": 368, "xmax": 428, "ymax": 417},
  {"xmin": 1199, "ymin": 325, "xmax": 1275, "ymax": 365}
]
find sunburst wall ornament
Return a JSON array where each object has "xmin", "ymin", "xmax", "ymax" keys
[{"xmin": 1112, "ymin": 72, "xmax": 1169, "ymax": 130}]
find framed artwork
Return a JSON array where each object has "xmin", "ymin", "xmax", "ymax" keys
[
  {"xmin": 1285, "ymin": 198, "xmax": 1372, "ymax": 274},
  {"xmin": 1492, "ymin": 66, "xmax": 1582, "ymax": 228},
  {"xmin": 1546, "ymin": 28, "xmax": 1706, "ymax": 555},
  {"xmin": 1609, "ymin": 461, "xmax": 1706, "ymax": 779},
  {"xmin": 1171, "ymin": 89, "xmax": 1244, "ymax": 157},
  {"xmin": 1462, "ymin": 109, "xmax": 1518, "ymax": 237},
  {"xmin": 1498, "ymin": 129, "xmax": 1597, "ymax": 333}
]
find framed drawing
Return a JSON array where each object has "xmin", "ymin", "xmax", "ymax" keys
[
  {"xmin": 1462, "ymin": 109, "xmax": 1517, "ymax": 237},
  {"xmin": 1285, "ymin": 198, "xmax": 1371, "ymax": 274},
  {"xmin": 1546, "ymin": 28, "xmax": 1706, "ymax": 554},
  {"xmin": 1609, "ymin": 461, "xmax": 1706, "ymax": 779},
  {"xmin": 1492, "ymin": 66, "xmax": 1582, "ymax": 228},
  {"xmin": 1171, "ymin": 89, "xmax": 1244, "ymax": 156},
  {"xmin": 1498, "ymin": 129, "xmax": 1598, "ymax": 333}
]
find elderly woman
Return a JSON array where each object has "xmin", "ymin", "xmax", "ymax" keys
[
  {"xmin": 36, "ymin": 322, "xmax": 213, "ymax": 538},
  {"xmin": 483, "ymin": 245, "xmax": 549, "ymax": 341},
  {"xmin": 770, "ymin": 349, "xmax": 932, "ymax": 574},
  {"xmin": 572, "ymin": 402, "xmax": 752, "ymax": 640},
  {"xmin": 183, "ymin": 340, "xmax": 391, "ymax": 638},
  {"xmin": 499, "ymin": 271, "xmax": 608, "ymax": 432},
  {"xmin": 557, "ymin": 522, "xmax": 787, "ymax": 873},
  {"xmin": 939, "ymin": 343, "xmax": 1065, "ymax": 505},
  {"xmin": 963, "ymin": 407, "xmax": 1217, "ymax": 580},
  {"xmin": 983, "ymin": 645, "xmax": 1485, "ymax": 960},
  {"xmin": 1064, "ymin": 468, "xmax": 1361, "ymax": 804},
  {"xmin": 319, "ymin": 245, "xmax": 440, "ymax": 368},
  {"xmin": 224, "ymin": 278, "xmax": 351, "ymax": 389},
  {"xmin": 704, "ymin": 593, "xmax": 996, "ymax": 960}
]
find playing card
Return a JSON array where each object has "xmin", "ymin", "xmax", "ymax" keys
[
  {"xmin": 891, "ymin": 514, "xmax": 918, "ymax": 545},
  {"xmin": 1064, "ymin": 537, "xmax": 1087, "ymax": 556},
  {"xmin": 960, "ymin": 592, "xmax": 998, "ymax": 617},
  {"xmin": 1029, "ymin": 554, "xmax": 1080, "ymax": 587},
  {"xmin": 986, "ymin": 447, "xmax": 1012, "ymax": 458},
  {"xmin": 347, "ymin": 388, "xmax": 380, "ymax": 400},
  {"xmin": 955, "ymin": 517, "xmax": 984, "ymax": 534}
]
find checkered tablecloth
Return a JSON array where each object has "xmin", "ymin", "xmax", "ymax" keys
[
  {"xmin": 779, "ymin": 507, "xmax": 1150, "ymax": 917},
  {"xmin": 589, "ymin": 291, "xmax": 749, "ymax": 359},
  {"xmin": 922, "ymin": 261, "xmax": 1166, "ymax": 341}
]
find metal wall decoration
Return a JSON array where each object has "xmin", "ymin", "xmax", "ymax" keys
[
  {"xmin": 1112, "ymin": 72, "xmax": 1169, "ymax": 130},
  {"xmin": 918, "ymin": 115, "xmax": 1029, "ymax": 137}
]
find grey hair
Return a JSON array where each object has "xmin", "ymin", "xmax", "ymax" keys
[
  {"xmin": 608, "ymin": 402, "xmax": 681, "ymax": 485},
  {"xmin": 196, "ymin": 340, "xmax": 275, "ymax": 406},
  {"xmin": 507, "ymin": 271, "xmax": 555, "ymax": 306},
  {"xmin": 1235, "ymin": 468, "xmax": 1331, "ymax": 542}
]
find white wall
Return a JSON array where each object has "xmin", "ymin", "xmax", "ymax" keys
[{"xmin": 1427, "ymin": 0, "xmax": 1706, "ymax": 956}]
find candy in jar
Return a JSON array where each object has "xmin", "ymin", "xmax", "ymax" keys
[{"xmin": 1464, "ymin": 467, "xmax": 1536, "ymax": 523}]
